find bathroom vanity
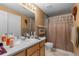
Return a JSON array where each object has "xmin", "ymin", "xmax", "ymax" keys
[
  {"xmin": 15, "ymin": 39, "xmax": 45, "ymax": 56},
  {"xmin": 1, "ymin": 37, "xmax": 46, "ymax": 56}
]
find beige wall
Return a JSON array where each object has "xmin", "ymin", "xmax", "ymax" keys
[
  {"xmin": 32, "ymin": 4, "xmax": 45, "ymax": 31},
  {"xmin": 75, "ymin": 4, "xmax": 79, "ymax": 26},
  {"xmin": 30, "ymin": 18, "xmax": 35, "ymax": 32},
  {"xmin": 72, "ymin": 4, "xmax": 79, "ymax": 55},
  {"xmin": 21, "ymin": 16, "xmax": 30, "ymax": 34},
  {"xmin": 35, "ymin": 7, "xmax": 45, "ymax": 26},
  {"xmin": 0, "ymin": 6, "xmax": 30, "ymax": 35}
]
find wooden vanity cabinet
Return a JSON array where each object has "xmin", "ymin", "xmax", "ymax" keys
[
  {"xmin": 15, "ymin": 40, "xmax": 45, "ymax": 56},
  {"xmin": 40, "ymin": 46, "xmax": 45, "ymax": 56},
  {"xmin": 31, "ymin": 50, "xmax": 40, "ymax": 56},
  {"xmin": 27, "ymin": 44, "xmax": 40, "ymax": 56},
  {"xmin": 15, "ymin": 50, "xmax": 26, "ymax": 56},
  {"xmin": 39, "ymin": 40, "xmax": 45, "ymax": 56}
]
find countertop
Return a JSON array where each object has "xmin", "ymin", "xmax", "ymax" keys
[{"xmin": 0, "ymin": 37, "xmax": 46, "ymax": 56}]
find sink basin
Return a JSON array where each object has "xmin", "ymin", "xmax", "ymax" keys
[
  {"xmin": 25, "ymin": 38, "xmax": 39, "ymax": 43},
  {"xmin": 14, "ymin": 38, "xmax": 39, "ymax": 46}
]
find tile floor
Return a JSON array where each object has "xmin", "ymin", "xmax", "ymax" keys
[{"xmin": 45, "ymin": 48, "xmax": 74, "ymax": 56}]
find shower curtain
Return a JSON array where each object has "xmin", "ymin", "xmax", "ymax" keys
[{"xmin": 48, "ymin": 14, "xmax": 73, "ymax": 52}]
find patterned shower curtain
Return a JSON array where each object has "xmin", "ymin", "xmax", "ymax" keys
[{"xmin": 48, "ymin": 14, "xmax": 73, "ymax": 52}]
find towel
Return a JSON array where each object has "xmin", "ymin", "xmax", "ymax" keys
[
  {"xmin": 71, "ymin": 26, "xmax": 79, "ymax": 48},
  {"xmin": 71, "ymin": 26, "xmax": 77, "ymax": 47}
]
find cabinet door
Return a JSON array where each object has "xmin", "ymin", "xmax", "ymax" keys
[
  {"xmin": 40, "ymin": 40, "xmax": 45, "ymax": 48},
  {"xmin": 7, "ymin": 13, "xmax": 21, "ymax": 36},
  {"xmin": 0, "ymin": 10, "xmax": 7, "ymax": 35},
  {"xmin": 15, "ymin": 50, "xmax": 26, "ymax": 56},
  {"xmin": 31, "ymin": 50, "xmax": 39, "ymax": 56},
  {"xmin": 40, "ymin": 46, "xmax": 45, "ymax": 56},
  {"xmin": 27, "ymin": 44, "xmax": 39, "ymax": 56}
]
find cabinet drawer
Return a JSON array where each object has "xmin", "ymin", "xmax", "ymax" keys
[
  {"xmin": 15, "ymin": 50, "xmax": 26, "ymax": 56},
  {"xmin": 27, "ymin": 44, "xmax": 39, "ymax": 56},
  {"xmin": 40, "ymin": 40, "xmax": 45, "ymax": 48},
  {"xmin": 31, "ymin": 50, "xmax": 40, "ymax": 56}
]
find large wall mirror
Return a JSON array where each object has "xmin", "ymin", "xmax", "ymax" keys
[{"xmin": 0, "ymin": 3, "xmax": 35, "ymax": 37}]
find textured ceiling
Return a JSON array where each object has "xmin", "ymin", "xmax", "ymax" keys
[
  {"xmin": 35, "ymin": 3, "xmax": 74, "ymax": 16},
  {"xmin": 0, "ymin": 3, "xmax": 74, "ymax": 18}
]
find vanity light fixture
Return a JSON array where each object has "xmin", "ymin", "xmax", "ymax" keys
[
  {"xmin": 21, "ymin": 3, "xmax": 36, "ymax": 12},
  {"xmin": 27, "ymin": 3, "xmax": 36, "ymax": 11}
]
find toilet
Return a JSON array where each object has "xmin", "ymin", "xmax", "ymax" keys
[{"xmin": 45, "ymin": 42, "xmax": 53, "ymax": 51}]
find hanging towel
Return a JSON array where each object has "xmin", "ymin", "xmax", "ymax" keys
[
  {"xmin": 71, "ymin": 26, "xmax": 79, "ymax": 48},
  {"xmin": 71, "ymin": 26, "xmax": 77, "ymax": 47}
]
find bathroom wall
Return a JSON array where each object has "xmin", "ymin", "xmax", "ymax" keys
[
  {"xmin": 35, "ymin": 7, "xmax": 45, "ymax": 27},
  {"xmin": 30, "ymin": 18, "xmax": 35, "ymax": 32},
  {"xmin": 75, "ymin": 4, "xmax": 79, "ymax": 27},
  {"xmin": 73, "ymin": 3, "xmax": 79, "ymax": 55},
  {"xmin": 32, "ymin": 4, "xmax": 46, "ymax": 31},
  {"xmin": 0, "ymin": 6, "xmax": 30, "ymax": 35},
  {"xmin": 21, "ymin": 16, "xmax": 30, "ymax": 34}
]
